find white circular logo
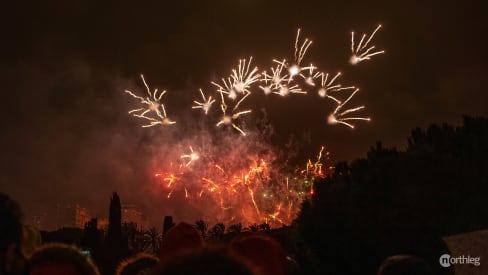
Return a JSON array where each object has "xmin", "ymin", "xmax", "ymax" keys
[{"xmin": 439, "ymin": 254, "xmax": 451, "ymax": 267}]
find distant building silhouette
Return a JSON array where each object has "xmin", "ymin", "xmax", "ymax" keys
[
  {"xmin": 54, "ymin": 204, "xmax": 91, "ymax": 229},
  {"xmin": 97, "ymin": 217, "xmax": 109, "ymax": 231},
  {"xmin": 122, "ymin": 204, "xmax": 145, "ymax": 229}
]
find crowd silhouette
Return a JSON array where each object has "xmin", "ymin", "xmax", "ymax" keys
[{"xmin": 2, "ymin": 116, "xmax": 487, "ymax": 274}]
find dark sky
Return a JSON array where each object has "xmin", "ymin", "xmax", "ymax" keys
[{"xmin": 1, "ymin": 0, "xmax": 487, "ymax": 225}]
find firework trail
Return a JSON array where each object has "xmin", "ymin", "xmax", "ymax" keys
[
  {"xmin": 299, "ymin": 65, "xmax": 321, "ymax": 86},
  {"xmin": 125, "ymin": 74, "xmax": 175, "ymax": 127},
  {"xmin": 215, "ymin": 93, "xmax": 252, "ymax": 136},
  {"xmin": 133, "ymin": 104, "xmax": 176, "ymax": 127},
  {"xmin": 125, "ymin": 75, "xmax": 166, "ymax": 116},
  {"xmin": 300, "ymin": 146, "xmax": 331, "ymax": 195},
  {"xmin": 192, "ymin": 89, "xmax": 215, "ymax": 115},
  {"xmin": 211, "ymin": 76, "xmax": 237, "ymax": 100},
  {"xmin": 273, "ymin": 83, "xmax": 306, "ymax": 97},
  {"xmin": 211, "ymin": 57, "xmax": 259, "ymax": 100},
  {"xmin": 259, "ymin": 60, "xmax": 288, "ymax": 95},
  {"xmin": 230, "ymin": 57, "xmax": 260, "ymax": 94},
  {"xmin": 260, "ymin": 29, "xmax": 317, "ymax": 96},
  {"xmin": 271, "ymin": 28, "xmax": 315, "ymax": 84},
  {"xmin": 350, "ymin": 24, "xmax": 385, "ymax": 65},
  {"xmin": 327, "ymin": 88, "xmax": 371, "ymax": 129},
  {"xmin": 181, "ymin": 146, "xmax": 200, "ymax": 167},
  {"xmin": 317, "ymin": 72, "xmax": 356, "ymax": 103},
  {"xmin": 289, "ymin": 28, "xmax": 313, "ymax": 77},
  {"xmin": 210, "ymin": 59, "xmax": 258, "ymax": 135}
]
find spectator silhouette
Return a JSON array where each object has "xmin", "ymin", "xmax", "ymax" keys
[
  {"xmin": 115, "ymin": 253, "xmax": 158, "ymax": 275},
  {"xmin": 377, "ymin": 255, "xmax": 433, "ymax": 275},
  {"xmin": 153, "ymin": 247, "xmax": 257, "ymax": 275},
  {"xmin": 230, "ymin": 232, "xmax": 287, "ymax": 275},
  {"xmin": 28, "ymin": 242, "xmax": 100, "ymax": 275},
  {"xmin": 22, "ymin": 225, "xmax": 42, "ymax": 258},
  {"xmin": 159, "ymin": 222, "xmax": 204, "ymax": 263},
  {"xmin": 0, "ymin": 192, "xmax": 26, "ymax": 275}
]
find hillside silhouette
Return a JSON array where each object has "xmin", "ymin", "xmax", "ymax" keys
[{"xmin": 297, "ymin": 115, "xmax": 488, "ymax": 274}]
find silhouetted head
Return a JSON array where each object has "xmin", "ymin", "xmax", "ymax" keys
[
  {"xmin": 377, "ymin": 255, "xmax": 434, "ymax": 275},
  {"xmin": 22, "ymin": 224, "xmax": 42, "ymax": 258},
  {"xmin": 159, "ymin": 222, "xmax": 204, "ymax": 263},
  {"xmin": 153, "ymin": 246, "xmax": 258, "ymax": 275},
  {"xmin": 0, "ymin": 192, "xmax": 25, "ymax": 275},
  {"xmin": 229, "ymin": 232, "xmax": 286, "ymax": 275},
  {"xmin": 28, "ymin": 243, "xmax": 100, "ymax": 275},
  {"xmin": 115, "ymin": 253, "xmax": 159, "ymax": 275}
]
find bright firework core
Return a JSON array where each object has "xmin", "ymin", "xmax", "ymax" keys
[
  {"xmin": 222, "ymin": 116, "xmax": 232, "ymax": 125},
  {"xmin": 288, "ymin": 65, "xmax": 300, "ymax": 76}
]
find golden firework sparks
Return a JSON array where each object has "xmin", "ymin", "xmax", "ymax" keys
[{"xmin": 350, "ymin": 24, "xmax": 385, "ymax": 65}]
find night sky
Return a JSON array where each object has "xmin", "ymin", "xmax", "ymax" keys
[{"xmin": 1, "ymin": 0, "xmax": 487, "ymax": 225}]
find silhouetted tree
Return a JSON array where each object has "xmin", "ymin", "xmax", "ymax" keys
[
  {"xmin": 123, "ymin": 222, "xmax": 145, "ymax": 253},
  {"xmin": 80, "ymin": 218, "xmax": 103, "ymax": 268},
  {"xmin": 144, "ymin": 227, "xmax": 161, "ymax": 254},
  {"xmin": 162, "ymin": 216, "xmax": 175, "ymax": 237},
  {"xmin": 259, "ymin": 223, "xmax": 271, "ymax": 232},
  {"xmin": 103, "ymin": 192, "xmax": 130, "ymax": 275},
  {"xmin": 333, "ymin": 161, "xmax": 349, "ymax": 177},
  {"xmin": 207, "ymin": 223, "xmax": 225, "ymax": 241},
  {"xmin": 107, "ymin": 193, "xmax": 122, "ymax": 239},
  {"xmin": 246, "ymin": 223, "xmax": 259, "ymax": 232},
  {"xmin": 227, "ymin": 223, "xmax": 242, "ymax": 235},
  {"xmin": 294, "ymin": 117, "xmax": 488, "ymax": 275},
  {"xmin": 195, "ymin": 220, "xmax": 208, "ymax": 239}
]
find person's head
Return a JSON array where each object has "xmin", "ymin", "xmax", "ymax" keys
[
  {"xmin": 153, "ymin": 246, "xmax": 258, "ymax": 275},
  {"xmin": 0, "ymin": 192, "xmax": 25, "ymax": 275},
  {"xmin": 377, "ymin": 255, "xmax": 433, "ymax": 275},
  {"xmin": 229, "ymin": 232, "xmax": 286, "ymax": 275},
  {"xmin": 28, "ymin": 243, "xmax": 100, "ymax": 275},
  {"xmin": 159, "ymin": 222, "xmax": 204, "ymax": 263},
  {"xmin": 115, "ymin": 253, "xmax": 159, "ymax": 275},
  {"xmin": 22, "ymin": 225, "xmax": 42, "ymax": 258}
]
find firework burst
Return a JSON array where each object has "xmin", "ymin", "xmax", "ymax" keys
[
  {"xmin": 123, "ymin": 24, "xmax": 386, "ymax": 226},
  {"xmin": 289, "ymin": 28, "xmax": 313, "ymax": 77},
  {"xmin": 181, "ymin": 146, "xmax": 200, "ymax": 167},
  {"xmin": 317, "ymin": 72, "xmax": 356, "ymax": 103},
  {"xmin": 125, "ymin": 74, "xmax": 175, "ymax": 127},
  {"xmin": 350, "ymin": 24, "xmax": 385, "ymax": 65},
  {"xmin": 215, "ymin": 91, "xmax": 252, "ymax": 136},
  {"xmin": 299, "ymin": 64, "xmax": 321, "ymax": 87},
  {"xmin": 192, "ymin": 89, "xmax": 215, "ymax": 115},
  {"xmin": 260, "ymin": 60, "xmax": 289, "ymax": 95},
  {"xmin": 230, "ymin": 57, "xmax": 260, "ymax": 94},
  {"xmin": 327, "ymin": 88, "xmax": 371, "ymax": 128}
]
